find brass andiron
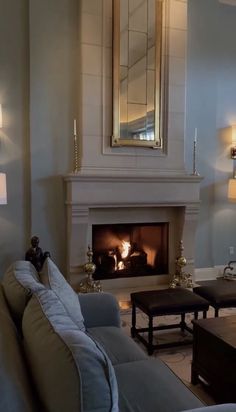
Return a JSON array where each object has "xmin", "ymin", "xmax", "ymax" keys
[
  {"xmin": 78, "ymin": 246, "xmax": 102, "ymax": 293},
  {"xmin": 169, "ymin": 241, "xmax": 193, "ymax": 289}
]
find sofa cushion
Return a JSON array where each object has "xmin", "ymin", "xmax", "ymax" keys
[
  {"xmin": 2, "ymin": 260, "xmax": 44, "ymax": 325},
  {"xmin": 22, "ymin": 288, "xmax": 119, "ymax": 412},
  {"xmin": 114, "ymin": 359, "xmax": 204, "ymax": 412},
  {"xmin": 0, "ymin": 285, "xmax": 38, "ymax": 412},
  {"xmin": 88, "ymin": 326, "xmax": 147, "ymax": 365},
  {"xmin": 79, "ymin": 292, "xmax": 121, "ymax": 328},
  {"xmin": 40, "ymin": 257, "xmax": 85, "ymax": 331}
]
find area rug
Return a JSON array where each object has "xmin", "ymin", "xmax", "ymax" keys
[{"xmin": 120, "ymin": 306, "xmax": 236, "ymax": 405}]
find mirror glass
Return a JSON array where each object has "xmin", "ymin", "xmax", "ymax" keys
[{"xmin": 112, "ymin": 0, "xmax": 164, "ymax": 148}]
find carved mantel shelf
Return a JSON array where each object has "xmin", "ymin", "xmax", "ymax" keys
[{"xmin": 64, "ymin": 172, "xmax": 203, "ymax": 184}]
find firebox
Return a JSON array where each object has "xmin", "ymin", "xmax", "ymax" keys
[{"xmin": 92, "ymin": 222, "xmax": 169, "ymax": 280}]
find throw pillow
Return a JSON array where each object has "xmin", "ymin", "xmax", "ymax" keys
[
  {"xmin": 40, "ymin": 257, "xmax": 85, "ymax": 331},
  {"xmin": 2, "ymin": 260, "xmax": 45, "ymax": 325},
  {"xmin": 22, "ymin": 288, "xmax": 119, "ymax": 412}
]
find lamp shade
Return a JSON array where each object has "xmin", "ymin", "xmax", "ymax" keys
[
  {"xmin": 0, "ymin": 173, "xmax": 7, "ymax": 204},
  {"xmin": 228, "ymin": 178, "xmax": 236, "ymax": 200}
]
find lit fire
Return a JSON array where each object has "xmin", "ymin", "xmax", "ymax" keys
[
  {"xmin": 120, "ymin": 240, "xmax": 131, "ymax": 259},
  {"xmin": 113, "ymin": 240, "xmax": 131, "ymax": 271},
  {"xmin": 118, "ymin": 261, "xmax": 125, "ymax": 270}
]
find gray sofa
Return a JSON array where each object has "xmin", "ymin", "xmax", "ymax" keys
[{"xmin": 0, "ymin": 259, "xmax": 235, "ymax": 412}]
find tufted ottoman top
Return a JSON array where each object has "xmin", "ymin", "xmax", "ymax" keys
[
  {"xmin": 193, "ymin": 279, "xmax": 236, "ymax": 307},
  {"xmin": 130, "ymin": 288, "xmax": 209, "ymax": 316}
]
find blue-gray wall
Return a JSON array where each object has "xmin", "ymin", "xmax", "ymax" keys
[
  {"xmin": 186, "ymin": 0, "xmax": 236, "ymax": 268},
  {"xmin": 0, "ymin": 0, "xmax": 78, "ymax": 274}
]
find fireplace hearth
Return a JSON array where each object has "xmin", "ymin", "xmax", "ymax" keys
[{"xmin": 92, "ymin": 222, "xmax": 168, "ymax": 280}]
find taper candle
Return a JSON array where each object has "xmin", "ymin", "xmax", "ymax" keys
[
  {"xmin": 73, "ymin": 119, "xmax": 77, "ymax": 135},
  {"xmin": 194, "ymin": 127, "xmax": 198, "ymax": 143}
]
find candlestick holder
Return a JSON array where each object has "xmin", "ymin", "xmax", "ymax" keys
[
  {"xmin": 73, "ymin": 133, "xmax": 79, "ymax": 173},
  {"xmin": 192, "ymin": 140, "xmax": 200, "ymax": 176}
]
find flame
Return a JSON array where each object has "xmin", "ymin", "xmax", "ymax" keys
[
  {"xmin": 113, "ymin": 254, "xmax": 117, "ymax": 271},
  {"xmin": 120, "ymin": 240, "xmax": 131, "ymax": 259},
  {"xmin": 118, "ymin": 261, "xmax": 125, "ymax": 270}
]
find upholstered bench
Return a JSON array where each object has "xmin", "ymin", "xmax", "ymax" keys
[
  {"xmin": 193, "ymin": 279, "xmax": 236, "ymax": 317},
  {"xmin": 130, "ymin": 288, "xmax": 209, "ymax": 355}
]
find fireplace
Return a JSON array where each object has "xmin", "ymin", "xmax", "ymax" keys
[
  {"xmin": 64, "ymin": 173, "xmax": 202, "ymax": 291},
  {"xmin": 92, "ymin": 222, "xmax": 169, "ymax": 280}
]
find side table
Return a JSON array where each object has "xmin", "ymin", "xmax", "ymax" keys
[{"xmin": 191, "ymin": 315, "xmax": 236, "ymax": 403}]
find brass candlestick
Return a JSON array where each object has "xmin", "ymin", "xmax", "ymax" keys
[
  {"xmin": 169, "ymin": 240, "xmax": 193, "ymax": 289},
  {"xmin": 78, "ymin": 246, "xmax": 102, "ymax": 293},
  {"xmin": 192, "ymin": 140, "xmax": 199, "ymax": 176},
  {"xmin": 73, "ymin": 133, "xmax": 79, "ymax": 173}
]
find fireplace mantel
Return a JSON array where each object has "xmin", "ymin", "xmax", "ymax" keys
[
  {"xmin": 64, "ymin": 172, "xmax": 202, "ymax": 291},
  {"xmin": 64, "ymin": 173, "xmax": 202, "ymax": 206},
  {"xmin": 64, "ymin": 173, "xmax": 202, "ymax": 183}
]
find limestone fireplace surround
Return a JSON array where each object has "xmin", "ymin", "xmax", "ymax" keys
[{"xmin": 64, "ymin": 172, "xmax": 202, "ymax": 292}]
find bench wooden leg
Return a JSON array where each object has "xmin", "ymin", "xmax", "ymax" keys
[
  {"xmin": 203, "ymin": 310, "xmax": 207, "ymax": 319},
  {"xmin": 191, "ymin": 364, "xmax": 199, "ymax": 385},
  {"xmin": 148, "ymin": 316, "xmax": 154, "ymax": 355},
  {"xmin": 194, "ymin": 311, "xmax": 198, "ymax": 320},
  {"xmin": 215, "ymin": 308, "xmax": 219, "ymax": 317},
  {"xmin": 131, "ymin": 303, "xmax": 136, "ymax": 337},
  {"xmin": 180, "ymin": 313, "xmax": 186, "ymax": 331}
]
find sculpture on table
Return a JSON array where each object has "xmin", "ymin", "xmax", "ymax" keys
[
  {"xmin": 78, "ymin": 246, "xmax": 102, "ymax": 293},
  {"xmin": 169, "ymin": 240, "xmax": 193, "ymax": 289},
  {"xmin": 25, "ymin": 236, "xmax": 51, "ymax": 272}
]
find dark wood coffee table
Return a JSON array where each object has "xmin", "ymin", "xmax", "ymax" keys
[{"xmin": 191, "ymin": 315, "xmax": 236, "ymax": 403}]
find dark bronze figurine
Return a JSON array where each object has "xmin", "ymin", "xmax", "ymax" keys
[{"xmin": 25, "ymin": 236, "xmax": 50, "ymax": 272}]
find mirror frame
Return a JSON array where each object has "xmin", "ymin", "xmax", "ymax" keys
[{"xmin": 111, "ymin": 0, "xmax": 164, "ymax": 148}]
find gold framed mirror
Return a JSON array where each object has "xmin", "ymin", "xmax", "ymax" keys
[{"xmin": 111, "ymin": 0, "xmax": 164, "ymax": 148}]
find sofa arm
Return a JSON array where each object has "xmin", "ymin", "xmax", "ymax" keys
[
  {"xmin": 183, "ymin": 404, "xmax": 236, "ymax": 412},
  {"xmin": 78, "ymin": 292, "xmax": 121, "ymax": 329}
]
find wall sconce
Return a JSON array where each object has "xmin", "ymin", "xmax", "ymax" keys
[
  {"xmin": 231, "ymin": 125, "xmax": 236, "ymax": 159},
  {"xmin": 0, "ymin": 173, "xmax": 7, "ymax": 204},
  {"xmin": 0, "ymin": 104, "xmax": 2, "ymax": 128},
  {"xmin": 228, "ymin": 177, "xmax": 236, "ymax": 200}
]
